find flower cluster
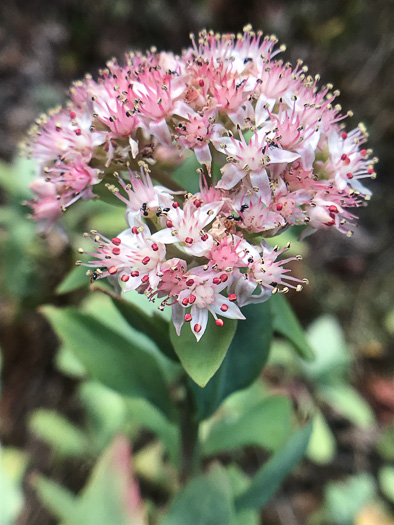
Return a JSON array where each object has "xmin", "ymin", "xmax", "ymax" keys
[{"xmin": 25, "ymin": 27, "xmax": 375, "ymax": 340}]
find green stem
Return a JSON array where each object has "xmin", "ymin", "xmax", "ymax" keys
[{"xmin": 179, "ymin": 379, "xmax": 201, "ymax": 483}]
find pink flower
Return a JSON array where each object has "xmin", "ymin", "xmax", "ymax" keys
[
  {"xmin": 171, "ymin": 267, "xmax": 245, "ymax": 341},
  {"xmin": 25, "ymin": 26, "xmax": 375, "ymax": 341},
  {"xmin": 152, "ymin": 199, "xmax": 223, "ymax": 256}
]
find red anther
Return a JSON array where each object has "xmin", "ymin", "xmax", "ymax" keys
[
  {"xmin": 328, "ymin": 205, "xmax": 338, "ymax": 213},
  {"xmin": 141, "ymin": 275, "xmax": 149, "ymax": 283},
  {"xmin": 215, "ymin": 319, "xmax": 224, "ymax": 327},
  {"xmin": 151, "ymin": 243, "xmax": 159, "ymax": 251},
  {"xmin": 182, "ymin": 297, "xmax": 189, "ymax": 306},
  {"xmin": 360, "ymin": 149, "xmax": 367, "ymax": 156},
  {"xmin": 199, "ymin": 79, "xmax": 204, "ymax": 87},
  {"xmin": 112, "ymin": 247, "xmax": 121, "ymax": 255},
  {"xmin": 329, "ymin": 212, "xmax": 336, "ymax": 220},
  {"xmin": 172, "ymin": 201, "xmax": 180, "ymax": 208},
  {"xmin": 166, "ymin": 220, "xmax": 173, "ymax": 228},
  {"xmin": 132, "ymin": 226, "xmax": 139, "ymax": 234},
  {"xmin": 213, "ymin": 277, "xmax": 221, "ymax": 285},
  {"xmin": 220, "ymin": 274, "xmax": 228, "ymax": 282},
  {"xmin": 108, "ymin": 266, "xmax": 117, "ymax": 275},
  {"xmin": 220, "ymin": 304, "xmax": 228, "ymax": 312},
  {"xmin": 185, "ymin": 237, "xmax": 193, "ymax": 244},
  {"xmin": 131, "ymin": 270, "xmax": 140, "ymax": 277},
  {"xmin": 228, "ymin": 294, "xmax": 237, "ymax": 302},
  {"xmin": 341, "ymin": 132, "xmax": 348, "ymax": 139},
  {"xmin": 189, "ymin": 294, "xmax": 196, "ymax": 304},
  {"xmin": 367, "ymin": 168, "xmax": 374, "ymax": 174},
  {"xmin": 184, "ymin": 313, "xmax": 192, "ymax": 322},
  {"xmin": 194, "ymin": 324, "xmax": 202, "ymax": 333},
  {"xmin": 69, "ymin": 111, "xmax": 76, "ymax": 119},
  {"xmin": 344, "ymin": 157, "xmax": 350, "ymax": 165},
  {"xmin": 276, "ymin": 203, "xmax": 283, "ymax": 211},
  {"xmin": 142, "ymin": 256, "xmax": 150, "ymax": 265},
  {"xmin": 74, "ymin": 128, "xmax": 82, "ymax": 136},
  {"xmin": 346, "ymin": 172, "xmax": 354, "ymax": 179},
  {"xmin": 194, "ymin": 199, "xmax": 202, "ymax": 208},
  {"xmin": 112, "ymin": 237, "xmax": 121, "ymax": 245},
  {"xmin": 201, "ymin": 234, "xmax": 208, "ymax": 241},
  {"xmin": 121, "ymin": 275, "xmax": 129, "ymax": 282},
  {"xmin": 325, "ymin": 219, "xmax": 335, "ymax": 226},
  {"xmin": 341, "ymin": 153, "xmax": 347, "ymax": 161},
  {"xmin": 186, "ymin": 279, "xmax": 194, "ymax": 287}
]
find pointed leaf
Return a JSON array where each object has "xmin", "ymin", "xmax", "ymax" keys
[
  {"xmin": 56, "ymin": 266, "xmax": 88, "ymax": 295},
  {"xmin": 78, "ymin": 436, "xmax": 147, "ymax": 525},
  {"xmin": 203, "ymin": 396, "xmax": 292, "ymax": 456},
  {"xmin": 33, "ymin": 476, "xmax": 78, "ymax": 522},
  {"xmin": 235, "ymin": 421, "xmax": 313, "ymax": 511},
  {"xmin": 111, "ymin": 294, "xmax": 178, "ymax": 362},
  {"xmin": 169, "ymin": 316, "xmax": 237, "ymax": 387},
  {"xmin": 29, "ymin": 409, "xmax": 89, "ymax": 458},
  {"xmin": 226, "ymin": 466, "xmax": 259, "ymax": 525},
  {"xmin": 160, "ymin": 466, "xmax": 236, "ymax": 525},
  {"xmin": 270, "ymin": 294, "xmax": 314, "ymax": 361},
  {"xmin": 190, "ymin": 302, "xmax": 273, "ymax": 419},
  {"xmin": 42, "ymin": 306, "xmax": 173, "ymax": 418}
]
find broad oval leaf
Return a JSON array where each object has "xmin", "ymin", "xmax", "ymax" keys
[
  {"xmin": 190, "ymin": 302, "xmax": 273, "ymax": 420},
  {"xmin": 169, "ymin": 316, "xmax": 237, "ymax": 387},
  {"xmin": 235, "ymin": 421, "xmax": 313, "ymax": 511},
  {"xmin": 42, "ymin": 306, "xmax": 174, "ymax": 418},
  {"xmin": 270, "ymin": 294, "xmax": 314, "ymax": 361}
]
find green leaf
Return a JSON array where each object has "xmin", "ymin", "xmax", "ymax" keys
[
  {"xmin": 377, "ymin": 424, "xmax": 394, "ymax": 461},
  {"xmin": 1, "ymin": 448, "xmax": 28, "ymax": 525},
  {"xmin": 379, "ymin": 466, "xmax": 394, "ymax": 503},
  {"xmin": 303, "ymin": 315, "xmax": 350, "ymax": 382},
  {"xmin": 29, "ymin": 409, "xmax": 89, "ymax": 459},
  {"xmin": 33, "ymin": 476, "xmax": 78, "ymax": 522},
  {"xmin": 34, "ymin": 436, "xmax": 147, "ymax": 525},
  {"xmin": 191, "ymin": 302, "xmax": 273, "ymax": 420},
  {"xmin": 270, "ymin": 294, "xmax": 314, "ymax": 361},
  {"xmin": 160, "ymin": 466, "xmax": 236, "ymax": 525},
  {"xmin": 324, "ymin": 474, "xmax": 376, "ymax": 524},
  {"xmin": 111, "ymin": 293, "xmax": 178, "ymax": 362},
  {"xmin": 306, "ymin": 410, "xmax": 336, "ymax": 465},
  {"xmin": 226, "ymin": 466, "xmax": 259, "ymax": 525},
  {"xmin": 42, "ymin": 306, "xmax": 173, "ymax": 418},
  {"xmin": 235, "ymin": 421, "xmax": 313, "ymax": 511},
  {"xmin": 55, "ymin": 345, "xmax": 87, "ymax": 378},
  {"xmin": 56, "ymin": 265, "xmax": 89, "ymax": 295},
  {"xmin": 203, "ymin": 396, "xmax": 292, "ymax": 456},
  {"xmin": 169, "ymin": 316, "xmax": 237, "ymax": 387},
  {"xmin": 319, "ymin": 384, "xmax": 375, "ymax": 428}
]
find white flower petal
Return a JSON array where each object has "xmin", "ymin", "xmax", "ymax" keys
[
  {"xmin": 172, "ymin": 303, "xmax": 185, "ymax": 336},
  {"xmin": 190, "ymin": 306, "xmax": 208, "ymax": 342},
  {"xmin": 217, "ymin": 164, "xmax": 245, "ymax": 189},
  {"xmin": 151, "ymin": 228, "xmax": 178, "ymax": 244}
]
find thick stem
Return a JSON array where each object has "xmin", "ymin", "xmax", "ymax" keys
[{"xmin": 179, "ymin": 380, "xmax": 201, "ymax": 483}]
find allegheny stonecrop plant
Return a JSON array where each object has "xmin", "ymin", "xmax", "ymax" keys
[
  {"xmin": 24, "ymin": 26, "xmax": 375, "ymax": 342},
  {"xmin": 21, "ymin": 26, "xmax": 375, "ymax": 521}
]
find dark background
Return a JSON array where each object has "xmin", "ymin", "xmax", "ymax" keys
[{"xmin": 0, "ymin": 1, "xmax": 393, "ymax": 524}]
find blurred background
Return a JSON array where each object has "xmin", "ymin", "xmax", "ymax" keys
[{"xmin": 0, "ymin": 1, "xmax": 393, "ymax": 524}]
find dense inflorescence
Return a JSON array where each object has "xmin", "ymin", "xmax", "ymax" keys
[{"xmin": 24, "ymin": 27, "xmax": 376, "ymax": 340}]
